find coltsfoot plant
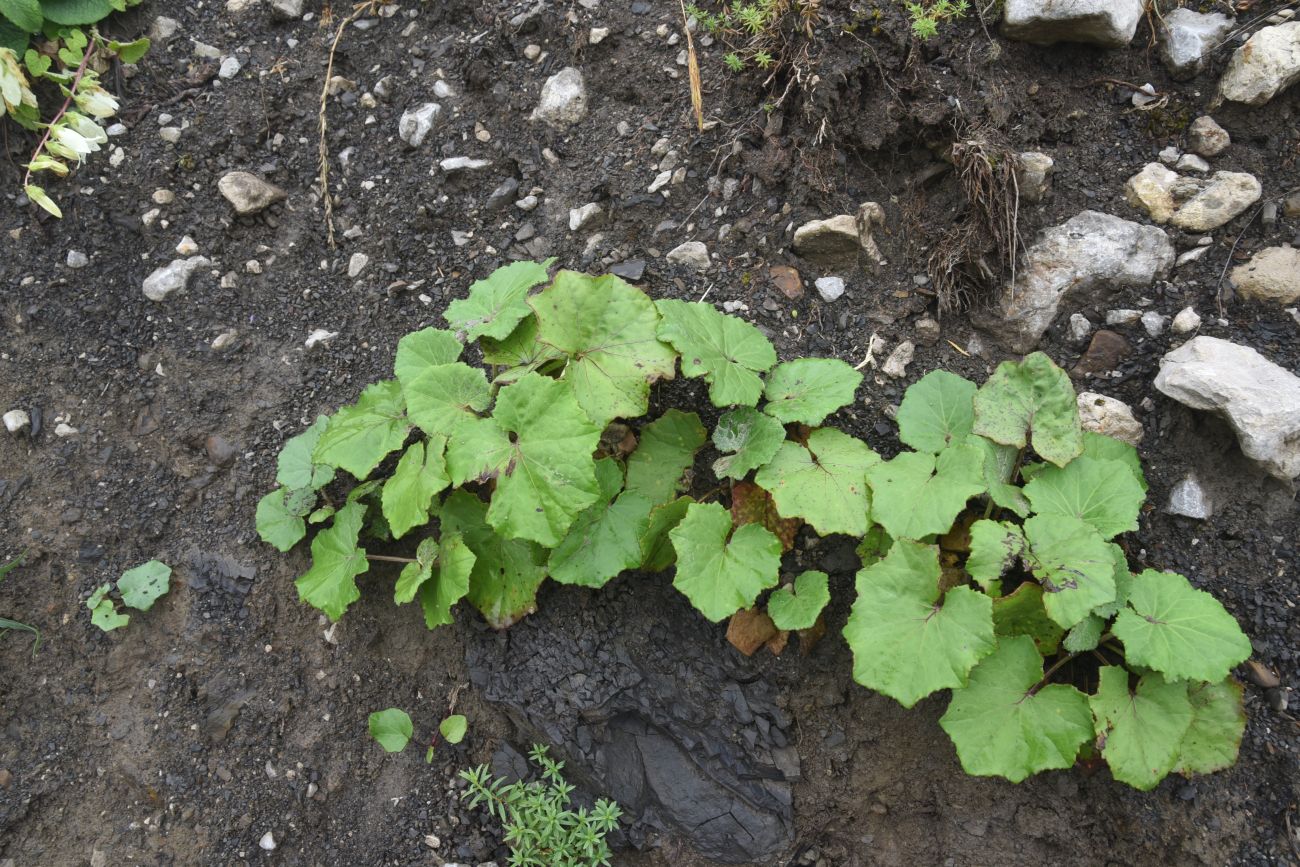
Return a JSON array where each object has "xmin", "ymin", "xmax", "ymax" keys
[
  {"xmin": 460, "ymin": 744, "xmax": 622, "ymax": 867},
  {"xmin": 261, "ymin": 261, "xmax": 1252, "ymax": 791}
]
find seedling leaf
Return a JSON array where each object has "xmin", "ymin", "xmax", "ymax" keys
[
  {"xmin": 369, "ymin": 708, "xmax": 413, "ymax": 752},
  {"xmin": 973, "ymin": 352, "xmax": 1082, "ymax": 467},
  {"xmin": 479, "ymin": 315, "xmax": 564, "ymax": 382},
  {"xmin": 276, "ymin": 415, "xmax": 336, "ymax": 490},
  {"xmin": 897, "ymin": 369, "xmax": 976, "ymax": 453},
  {"xmin": 117, "ymin": 560, "xmax": 171, "ymax": 611},
  {"xmin": 669, "ymin": 502, "xmax": 781, "ymax": 622},
  {"xmin": 767, "ymin": 570, "xmax": 829, "ymax": 631},
  {"xmin": 444, "ymin": 259, "xmax": 553, "ymax": 340},
  {"xmin": 1090, "ymin": 666, "xmax": 1192, "ymax": 790},
  {"xmin": 655, "ymin": 299, "xmax": 777, "ymax": 407},
  {"xmin": 314, "ymin": 380, "xmax": 411, "ymax": 480},
  {"xmin": 866, "ymin": 443, "xmax": 985, "ymax": 541},
  {"xmin": 711, "ymin": 407, "xmax": 785, "ymax": 480},
  {"xmin": 762, "ymin": 358, "xmax": 863, "ymax": 426},
  {"xmin": 87, "ymin": 583, "xmax": 129, "ymax": 632},
  {"xmin": 440, "ymin": 714, "xmax": 468, "ymax": 745},
  {"xmin": 295, "ymin": 501, "xmax": 369, "ymax": 621},
  {"xmin": 625, "ymin": 410, "xmax": 706, "ymax": 504},
  {"xmin": 965, "ymin": 434, "xmax": 1030, "ymax": 518},
  {"xmin": 755, "ymin": 428, "xmax": 879, "ymax": 537}
]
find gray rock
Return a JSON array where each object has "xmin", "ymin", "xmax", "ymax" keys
[
  {"xmin": 666, "ymin": 241, "xmax": 710, "ymax": 270},
  {"xmin": 1068, "ymin": 313, "xmax": 1093, "ymax": 344},
  {"xmin": 1106, "ymin": 308, "xmax": 1142, "ymax": 326},
  {"xmin": 143, "ymin": 256, "xmax": 211, "ymax": 302},
  {"xmin": 1176, "ymin": 153, "xmax": 1210, "ymax": 173},
  {"xmin": 1219, "ymin": 22, "xmax": 1300, "ymax": 106},
  {"xmin": 531, "ymin": 67, "xmax": 588, "ymax": 128},
  {"xmin": 1230, "ymin": 246, "xmax": 1300, "ymax": 304},
  {"xmin": 974, "ymin": 211, "xmax": 1174, "ymax": 352},
  {"xmin": 1166, "ymin": 475, "xmax": 1213, "ymax": 519},
  {"xmin": 1141, "ymin": 310, "xmax": 1168, "ymax": 337},
  {"xmin": 149, "ymin": 16, "xmax": 179, "ymax": 41},
  {"xmin": 814, "ymin": 276, "xmax": 845, "ymax": 302},
  {"xmin": 1158, "ymin": 145, "xmax": 1181, "ymax": 165},
  {"xmin": 1125, "ymin": 163, "xmax": 1261, "ymax": 231},
  {"xmin": 792, "ymin": 215, "xmax": 860, "ymax": 265},
  {"xmin": 1159, "ymin": 9, "xmax": 1234, "ymax": 79},
  {"xmin": 1002, "ymin": 0, "xmax": 1145, "ymax": 47},
  {"xmin": 569, "ymin": 203, "xmax": 604, "ymax": 232},
  {"xmin": 609, "ymin": 259, "xmax": 646, "ymax": 281},
  {"xmin": 485, "ymin": 178, "xmax": 519, "ymax": 211},
  {"xmin": 347, "ymin": 253, "xmax": 369, "ymax": 278},
  {"xmin": 66, "ymin": 250, "xmax": 88, "ymax": 269},
  {"xmin": 217, "ymin": 171, "xmax": 286, "ymax": 215},
  {"xmin": 398, "ymin": 102, "xmax": 441, "ymax": 147},
  {"xmin": 882, "ymin": 341, "xmax": 914, "ymax": 379},
  {"xmin": 1187, "ymin": 116, "xmax": 1230, "ymax": 157},
  {"xmin": 1154, "ymin": 336, "xmax": 1300, "ymax": 480},
  {"xmin": 270, "ymin": 0, "xmax": 303, "ymax": 19},
  {"xmin": 1016, "ymin": 152, "xmax": 1054, "ymax": 203},
  {"xmin": 1077, "ymin": 392, "xmax": 1143, "ymax": 445}
]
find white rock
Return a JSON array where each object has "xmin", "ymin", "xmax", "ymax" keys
[
  {"xmin": 1175, "ymin": 246, "xmax": 1210, "ymax": 268},
  {"xmin": 569, "ymin": 203, "xmax": 604, "ymax": 232},
  {"xmin": 347, "ymin": 253, "xmax": 369, "ymax": 278},
  {"xmin": 433, "ymin": 80, "xmax": 455, "ymax": 99},
  {"xmin": 1158, "ymin": 145, "xmax": 1181, "ymax": 165},
  {"xmin": 1077, "ymin": 392, "xmax": 1143, "ymax": 445},
  {"xmin": 1230, "ymin": 246, "xmax": 1300, "ymax": 304},
  {"xmin": 1167, "ymin": 474, "xmax": 1212, "ymax": 519},
  {"xmin": 1141, "ymin": 310, "xmax": 1168, "ymax": 337},
  {"xmin": 1126, "ymin": 163, "xmax": 1261, "ymax": 231},
  {"xmin": 1016, "ymin": 152, "xmax": 1054, "ymax": 203},
  {"xmin": 143, "ymin": 256, "xmax": 211, "ymax": 302},
  {"xmin": 1106, "ymin": 309, "xmax": 1142, "ymax": 326},
  {"xmin": 516, "ymin": 195, "xmax": 539, "ymax": 211},
  {"xmin": 1187, "ymin": 116, "xmax": 1230, "ymax": 157},
  {"xmin": 648, "ymin": 170, "xmax": 672, "ymax": 193},
  {"xmin": 398, "ymin": 102, "xmax": 441, "ymax": 147},
  {"xmin": 814, "ymin": 276, "xmax": 845, "ymax": 302},
  {"xmin": 270, "ymin": 0, "xmax": 304, "ymax": 19},
  {"xmin": 54, "ymin": 423, "xmax": 78, "ymax": 437},
  {"xmin": 881, "ymin": 341, "xmax": 915, "ymax": 379},
  {"xmin": 175, "ymin": 235, "xmax": 199, "ymax": 256},
  {"xmin": 259, "ymin": 832, "xmax": 277, "ymax": 852},
  {"xmin": 152, "ymin": 189, "xmax": 175, "ymax": 205},
  {"xmin": 218, "ymin": 171, "xmax": 286, "ymax": 215},
  {"xmin": 1002, "ymin": 0, "xmax": 1145, "ymax": 47},
  {"xmin": 66, "ymin": 250, "xmax": 89, "ymax": 269},
  {"xmin": 1171, "ymin": 306, "xmax": 1201, "ymax": 333},
  {"xmin": 149, "ymin": 16, "xmax": 179, "ymax": 41},
  {"xmin": 3, "ymin": 410, "xmax": 30, "ymax": 434},
  {"xmin": 219, "ymin": 56, "xmax": 242, "ymax": 79},
  {"xmin": 1176, "ymin": 153, "xmax": 1209, "ymax": 173},
  {"xmin": 211, "ymin": 330, "xmax": 239, "ymax": 351},
  {"xmin": 1218, "ymin": 22, "xmax": 1300, "ymax": 106},
  {"xmin": 792, "ymin": 215, "xmax": 861, "ymax": 265},
  {"xmin": 1159, "ymin": 9, "xmax": 1234, "ymax": 79},
  {"xmin": 439, "ymin": 156, "xmax": 491, "ymax": 173},
  {"xmin": 1068, "ymin": 313, "xmax": 1093, "ymax": 344},
  {"xmin": 974, "ymin": 211, "xmax": 1174, "ymax": 352},
  {"xmin": 589, "ymin": 27, "xmax": 610, "ymax": 44},
  {"xmin": 666, "ymin": 241, "xmax": 710, "ymax": 270},
  {"xmin": 305, "ymin": 329, "xmax": 338, "ymax": 350},
  {"xmin": 531, "ymin": 67, "xmax": 588, "ymax": 128},
  {"xmin": 159, "ymin": 127, "xmax": 182, "ymax": 144},
  {"xmin": 1154, "ymin": 335, "xmax": 1300, "ymax": 480}
]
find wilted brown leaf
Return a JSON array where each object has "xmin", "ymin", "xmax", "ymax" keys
[{"xmin": 727, "ymin": 608, "xmax": 779, "ymax": 656}]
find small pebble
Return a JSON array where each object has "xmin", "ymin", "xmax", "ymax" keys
[{"xmin": 66, "ymin": 250, "xmax": 89, "ymax": 269}]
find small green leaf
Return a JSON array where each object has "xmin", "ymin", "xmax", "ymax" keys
[
  {"xmin": 767, "ymin": 570, "xmax": 829, "ymax": 631},
  {"xmin": 625, "ymin": 410, "xmax": 707, "ymax": 505},
  {"xmin": 1091, "ymin": 666, "xmax": 1193, "ymax": 790},
  {"xmin": 964, "ymin": 434, "xmax": 1030, "ymax": 518},
  {"xmin": 313, "ymin": 380, "xmax": 411, "ymax": 480},
  {"xmin": 973, "ymin": 352, "xmax": 1082, "ymax": 467},
  {"xmin": 368, "ymin": 708, "xmax": 413, "ymax": 752},
  {"xmin": 655, "ymin": 299, "xmax": 777, "ymax": 407},
  {"xmin": 294, "ymin": 502, "xmax": 369, "ymax": 622},
  {"xmin": 896, "ymin": 369, "xmax": 976, "ymax": 453},
  {"xmin": 992, "ymin": 583, "xmax": 1064, "ymax": 656},
  {"xmin": 669, "ymin": 502, "xmax": 781, "ymax": 622},
  {"xmin": 866, "ymin": 443, "xmax": 985, "ymax": 541},
  {"xmin": 107, "ymin": 36, "xmax": 150, "ymax": 64},
  {"xmin": 549, "ymin": 459, "xmax": 653, "ymax": 588},
  {"xmin": 1112, "ymin": 570, "xmax": 1251, "ymax": 683},
  {"xmin": 939, "ymin": 635, "xmax": 1093, "ymax": 783},
  {"xmin": 965, "ymin": 520, "xmax": 1026, "ymax": 596},
  {"xmin": 440, "ymin": 490, "xmax": 546, "ymax": 629},
  {"xmin": 1175, "ymin": 678, "xmax": 1245, "ymax": 775},
  {"xmin": 1090, "ymin": 544, "xmax": 1133, "ymax": 619},
  {"xmin": 440, "ymin": 714, "xmax": 468, "ymax": 745},
  {"xmin": 1023, "ymin": 514, "xmax": 1116, "ymax": 629},
  {"xmin": 1062, "ymin": 615, "xmax": 1104, "ymax": 653},
  {"xmin": 639, "ymin": 496, "xmax": 693, "ymax": 572},
  {"xmin": 24, "ymin": 184, "xmax": 62, "ymax": 218},
  {"xmin": 711, "ymin": 407, "xmax": 785, "ymax": 480},
  {"xmin": 1023, "ymin": 456, "xmax": 1144, "ymax": 540},
  {"xmin": 87, "ymin": 582, "xmax": 129, "ymax": 632},
  {"xmin": 530, "ymin": 270, "xmax": 678, "ymax": 426},
  {"xmin": 444, "ymin": 259, "xmax": 554, "ymax": 341},
  {"xmin": 394, "ymin": 327, "xmax": 463, "ymax": 388},
  {"xmin": 762, "ymin": 358, "xmax": 863, "ymax": 426},
  {"xmin": 117, "ymin": 560, "xmax": 171, "ymax": 611},
  {"xmin": 381, "ymin": 439, "xmax": 450, "ymax": 539},
  {"xmin": 394, "ymin": 537, "xmax": 440, "ymax": 604},
  {"xmin": 276, "ymin": 415, "xmax": 336, "ymax": 490},
  {"xmin": 403, "ymin": 362, "xmax": 491, "ymax": 443},
  {"xmin": 855, "ymin": 525, "xmax": 893, "ymax": 569},
  {"xmin": 479, "ymin": 314, "xmax": 564, "ymax": 381},
  {"xmin": 256, "ymin": 488, "xmax": 307, "ymax": 552},
  {"xmin": 415, "ymin": 535, "xmax": 475, "ymax": 629},
  {"xmin": 844, "ymin": 540, "xmax": 995, "ymax": 708},
  {"xmin": 755, "ymin": 428, "xmax": 879, "ymax": 537}
]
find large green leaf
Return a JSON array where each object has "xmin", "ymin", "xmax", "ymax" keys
[
  {"xmin": 256, "ymin": 488, "xmax": 306, "ymax": 552},
  {"xmin": 277, "ymin": 415, "xmax": 337, "ymax": 491},
  {"xmin": 965, "ymin": 434, "xmax": 1030, "ymax": 518},
  {"xmin": 755, "ymin": 428, "xmax": 878, "ymax": 537},
  {"xmin": 1081, "ymin": 431, "xmax": 1147, "ymax": 491},
  {"xmin": 866, "ymin": 443, "xmax": 985, "ymax": 541},
  {"xmin": 625, "ymin": 410, "xmax": 706, "ymax": 505},
  {"xmin": 669, "ymin": 502, "xmax": 781, "ymax": 622},
  {"xmin": 992, "ymin": 582, "xmax": 1063, "ymax": 655},
  {"xmin": 767, "ymin": 570, "xmax": 829, "ymax": 631},
  {"xmin": 417, "ymin": 536, "xmax": 476, "ymax": 629},
  {"xmin": 530, "ymin": 270, "xmax": 678, "ymax": 426},
  {"xmin": 381, "ymin": 439, "xmax": 449, "ymax": 539},
  {"xmin": 897, "ymin": 370, "xmax": 976, "ymax": 453},
  {"xmin": 1112, "ymin": 570, "xmax": 1251, "ymax": 683},
  {"xmin": 965, "ymin": 520, "xmax": 1026, "ymax": 596},
  {"xmin": 393, "ymin": 327, "xmax": 462, "ymax": 389},
  {"xmin": 639, "ymin": 496, "xmax": 693, "ymax": 571},
  {"xmin": 938, "ymin": 635, "xmax": 1093, "ymax": 783},
  {"xmin": 844, "ymin": 540, "xmax": 995, "ymax": 708},
  {"xmin": 655, "ymin": 299, "xmax": 777, "ymax": 407},
  {"xmin": 403, "ymin": 362, "xmax": 491, "ymax": 443},
  {"xmin": 1023, "ymin": 456, "xmax": 1144, "ymax": 540},
  {"xmin": 313, "ymin": 380, "xmax": 411, "ymax": 480},
  {"xmin": 117, "ymin": 560, "xmax": 171, "ymax": 611},
  {"xmin": 368, "ymin": 708, "xmax": 413, "ymax": 752},
  {"xmin": 41, "ymin": 0, "xmax": 116, "ymax": 26},
  {"xmin": 973, "ymin": 352, "xmax": 1082, "ymax": 467},
  {"xmin": 549, "ymin": 459, "xmax": 653, "ymax": 588},
  {"xmin": 295, "ymin": 502, "xmax": 369, "ymax": 621},
  {"xmin": 711, "ymin": 407, "xmax": 785, "ymax": 480},
  {"xmin": 1023, "ymin": 514, "xmax": 1116, "ymax": 629},
  {"xmin": 444, "ymin": 259, "xmax": 553, "ymax": 341},
  {"xmin": 762, "ymin": 358, "xmax": 863, "ymax": 426},
  {"xmin": 445, "ymin": 374, "xmax": 601, "ymax": 546},
  {"xmin": 440, "ymin": 490, "xmax": 546, "ymax": 629},
  {"xmin": 1175, "ymin": 679, "xmax": 1245, "ymax": 775},
  {"xmin": 1091, "ymin": 666, "xmax": 1193, "ymax": 791},
  {"xmin": 0, "ymin": 0, "xmax": 42, "ymax": 34}
]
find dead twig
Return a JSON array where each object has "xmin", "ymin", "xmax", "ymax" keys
[{"xmin": 679, "ymin": 0, "xmax": 704, "ymax": 130}]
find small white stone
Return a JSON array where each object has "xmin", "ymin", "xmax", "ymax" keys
[
  {"xmin": 439, "ymin": 156, "xmax": 491, "ymax": 173},
  {"xmin": 1158, "ymin": 145, "xmax": 1181, "ymax": 165},
  {"xmin": 152, "ymin": 189, "xmax": 175, "ymax": 205},
  {"xmin": 54, "ymin": 423, "xmax": 79, "ymax": 437},
  {"xmin": 1140, "ymin": 310, "xmax": 1168, "ymax": 337},
  {"xmin": 814, "ymin": 276, "xmax": 845, "ymax": 302},
  {"xmin": 524, "ymin": 44, "xmax": 542, "ymax": 60},
  {"xmin": 882, "ymin": 341, "xmax": 915, "ymax": 379},
  {"xmin": 305, "ymin": 329, "xmax": 338, "ymax": 350},
  {"xmin": 159, "ymin": 127, "xmax": 182, "ymax": 144},
  {"xmin": 175, "ymin": 235, "xmax": 199, "ymax": 256},
  {"xmin": 398, "ymin": 102, "xmax": 442, "ymax": 147},
  {"xmin": 219, "ymin": 56, "xmax": 242, "ymax": 79},
  {"xmin": 211, "ymin": 330, "xmax": 238, "ymax": 351},
  {"xmin": 1067, "ymin": 313, "xmax": 1093, "ymax": 344},
  {"xmin": 1176, "ymin": 153, "xmax": 1210, "ymax": 173},
  {"xmin": 647, "ymin": 170, "xmax": 672, "ymax": 193},
  {"xmin": 245, "ymin": 260, "xmax": 263, "ymax": 274},
  {"xmin": 1106, "ymin": 309, "xmax": 1142, "ymax": 326},
  {"xmin": 516, "ymin": 195, "xmax": 539, "ymax": 211},
  {"xmin": 665, "ymin": 241, "xmax": 710, "ymax": 270},
  {"xmin": 106, "ymin": 123, "xmax": 127, "ymax": 136},
  {"xmin": 66, "ymin": 250, "xmax": 89, "ymax": 269},
  {"xmin": 569, "ymin": 203, "xmax": 604, "ymax": 232},
  {"xmin": 433, "ymin": 80, "xmax": 455, "ymax": 99},
  {"xmin": 589, "ymin": 26, "xmax": 610, "ymax": 44},
  {"xmin": 1171, "ymin": 306, "xmax": 1202, "ymax": 333},
  {"xmin": 347, "ymin": 253, "xmax": 369, "ymax": 278},
  {"xmin": 3, "ymin": 410, "xmax": 31, "ymax": 434},
  {"xmin": 1167, "ymin": 475, "xmax": 1212, "ymax": 519},
  {"xmin": 259, "ymin": 831, "xmax": 277, "ymax": 852}
]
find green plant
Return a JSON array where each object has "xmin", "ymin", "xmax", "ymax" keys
[
  {"xmin": 261, "ymin": 261, "xmax": 1252, "ymax": 791},
  {"xmin": 369, "ymin": 707, "xmax": 414, "ymax": 752},
  {"xmin": 0, "ymin": 552, "xmax": 40, "ymax": 653},
  {"xmin": 685, "ymin": 0, "xmax": 813, "ymax": 74},
  {"xmin": 86, "ymin": 559, "xmax": 172, "ymax": 631},
  {"xmin": 904, "ymin": 0, "xmax": 970, "ymax": 40},
  {"xmin": 460, "ymin": 744, "xmax": 621, "ymax": 867},
  {"xmin": 0, "ymin": 0, "xmax": 149, "ymax": 216}
]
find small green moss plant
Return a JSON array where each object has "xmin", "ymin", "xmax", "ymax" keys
[
  {"xmin": 686, "ymin": 0, "xmax": 803, "ymax": 72},
  {"xmin": 460, "ymin": 745, "xmax": 622, "ymax": 867},
  {"xmin": 905, "ymin": 0, "xmax": 970, "ymax": 39}
]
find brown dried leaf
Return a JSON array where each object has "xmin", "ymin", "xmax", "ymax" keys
[
  {"xmin": 766, "ymin": 629, "xmax": 790, "ymax": 656},
  {"xmin": 1244, "ymin": 659, "xmax": 1281, "ymax": 689},
  {"xmin": 731, "ymin": 481, "xmax": 801, "ymax": 553},
  {"xmin": 727, "ymin": 608, "xmax": 778, "ymax": 656}
]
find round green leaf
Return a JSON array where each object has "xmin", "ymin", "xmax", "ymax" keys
[
  {"xmin": 866, "ymin": 443, "xmax": 985, "ymax": 541},
  {"xmin": 440, "ymin": 714, "xmax": 468, "ymax": 745},
  {"xmin": 313, "ymin": 380, "xmax": 411, "ymax": 480},
  {"xmin": 403, "ymin": 362, "xmax": 491, "ymax": 443},
  {"xmin": 530, "ymin": 270, "xmax": 679, "ymax": 426},
  {"xmin": 368, "ymin": 708, "xmax": 413, "ymax": 753},
  {"xmin": 117, "ymin": 560, "xmax": 171, "ymax": 611},
  {"xmin": 294, "ymin": 502, "xmax": 369, "ymax": 622},
  {"xmin": 711, "ymin": 407, "xmax": 785, "ymax": 480},
  {"xmin": 973, "ymin": 351, "xmax": 1082, "ymax": 467},
  {"xmin": 277, "ymin": 415, "xmax": 336, "ymax": 491},
  {"xmin": 655, "ymin": 299, "xmax": 777, "ymax": 407},
  {"xmin": 939, "ymin": 635, "xmax": 1093, "ymax": 783},
  {"xmin": 87, "ymin": 583, "xmax": 129, "ymax": 632},
  {"xmin": 1112, "ymin": 570, "xmax": 1251, "ymax": 683},
  {"xmin": 1090, "ymin": 666, "xmax": 1193, "ymax": 790},
  {"xmin": 1023, "ymin": 456, "xmax": 1144, "ymax": 540},
  {"xmin": 844, "ymin": 540, "xmax": 995, "ymax": 708},
  {"xmin": 395, "ymin": 537, "xmax": 441, "ymax": 604},
  {"xmin": 381, "ymin": 439, "xmax": 449, "ymax": 539},
  {"xmin": 626, "ymin": 410, "xmax": 707, "ymax": 505},
  {"xmin": 1175, "ymin": 678, "xmax": 1245, "ymax": 775},
  {"xmin": 1023, "ymin": 514, "xmax": 1117, "ymax": 629},
  {"xmin": 1062, "ymin": 614, "xmax": 1105, "ymax": 653},
  {"xmin": 755, "ymin": 428, "xmax": 879, "ymax": 537},
  {"xmin": 394, "ymin": 327, "xmax": 463, "ymax": 388},
  {"xmin": 767, "ymin": 570, "xmax": 829, "ymax": 631},
  {"xmin": 256, "ymin": 488, "xmax": 307, "ymax": 552},
  {"xmin": 669, "ymin": 502, "xmax": 781, "ymax": 622},
  {"xmin": 896, "ymin": 369, "xmax": 976, "ymax": 453},
  {"xmin": 444, "ymin": 259, "xmax": 553, "ymax": 341},
  {"xmin": 1080, "ymin": 431, "xmax": 1147, "ymax": 491},
  {"xmin": 762, "ymin": 358, "xmax": 863, "ymax": 426},
  {"xmin": 440, "ymin": 490, "xmax": 546, "ymax": 629}
]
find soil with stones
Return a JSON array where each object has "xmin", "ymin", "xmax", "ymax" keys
[{"xmin": 2, "ymin": 0, "xmax": 1298, "ymax": 865}]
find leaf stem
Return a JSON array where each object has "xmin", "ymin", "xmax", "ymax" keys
[
  {"xmin": 1029, "ymin": 632, "xmax": 1114, "ymax": 695},
  {"xmin": 23, "ymin": 40, "xmax": 97, "ymax": 191},
  {"xmin": 366, "ymin": 554, "xmax": 417, "ymax": 564}
]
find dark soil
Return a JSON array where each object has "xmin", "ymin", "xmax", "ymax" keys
[{"xmin": 2, "ymin": 0, "xmax": 1298, "ymax": 865}]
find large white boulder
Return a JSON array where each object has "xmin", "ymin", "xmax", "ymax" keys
[
  {"xmin": 1002, "ymin": 0, "xmax": 1145, "ymax": 48},
  {"xmin": 1125, "ymin": 163, "xmax": 1261, "ymax": 231},
  {"xmin": 1219, "ymin": 21, "xmax": 1300, "ymax": 106},
  {"xmin": 1159, "ymin": 9, "xmax": 1235, "ymax": 79}
]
